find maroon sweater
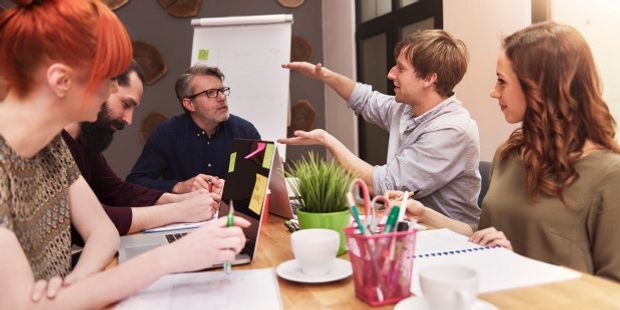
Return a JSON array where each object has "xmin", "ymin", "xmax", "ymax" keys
[{"xmin": 62, "ymin": 130, "xmax": 163, "ymax": 244}]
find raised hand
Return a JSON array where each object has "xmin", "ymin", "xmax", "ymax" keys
[
  {"xmin": 277, "ymin": 129, "xmax": 329, "ymax": 146},
  {"xmin": 281, "ymin": 62, "xmax": 326, "ymax": 81}
]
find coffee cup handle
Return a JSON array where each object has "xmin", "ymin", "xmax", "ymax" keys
[{"xmin": 456, "ymin": 289, "xmax": 476, "ymax": 309}]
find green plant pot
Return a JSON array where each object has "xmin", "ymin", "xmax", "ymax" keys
[{"xmin": 296, "ymin": 208, "xmax": 350, "ymax": 255}]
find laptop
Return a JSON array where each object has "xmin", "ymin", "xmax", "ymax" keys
[{"xmin": 118, "ymin": 139, "xmax": 289, "ymax": 266}]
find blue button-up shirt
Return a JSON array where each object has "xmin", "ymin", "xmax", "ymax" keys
[
  {"xmin": 126, "ymin": 113, "xmax": 260, "ymax": 192},
  {"xmin": 348, "ymin": 83, "xmax": 481, "ymax": 224}
]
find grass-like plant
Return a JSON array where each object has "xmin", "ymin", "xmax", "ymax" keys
[{"xmin": 287, "ymin": 152, "xmax": 353, "ymax": 213}]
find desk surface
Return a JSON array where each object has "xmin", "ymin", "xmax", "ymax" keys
[
  {"xmin": 108, "ymin": 215, "xmax": 620, "ymax": 309},
  {"xmin": 239, "ymin": 214, "xmax": 620, "ymax": 309}
]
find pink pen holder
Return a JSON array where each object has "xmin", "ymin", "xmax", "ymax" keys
[{"xmin": 344, "ymin": 226, "xmax": 416, "ymax": 306}]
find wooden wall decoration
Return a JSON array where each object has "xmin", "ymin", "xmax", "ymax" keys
[
  {"xmin": 140, "ymin": 112, "xmax": 169, "ymax": 143},
  {"xmin": 158, "ymin": 0, "xmax": 202, "ymax": 18},
  {"xmin": 291, "ymin": 36, "xmax": 313, "ymax": 62},
  {"xmin": 288, "ymin": 99, "xmax": 316, "ymax": 137},
  {"xmin": 278, "ymin": 0, "xmax": 304, "ymax": 9},
  {"xmin": 132, "ymin": 41, "xmax": 168, "ymax": 86},
  {"xmin": 102, "ymin": 0, "xmax": 129, "ymax": 10}
]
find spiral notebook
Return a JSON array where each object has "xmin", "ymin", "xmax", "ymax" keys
[{"xmin": 411, "ymin": 229, "xmax": 581, "ymax": 294}]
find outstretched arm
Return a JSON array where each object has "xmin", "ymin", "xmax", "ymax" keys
[
  {"xmin": 129, "ymin": 190, "xmax": 220, "ymax": 234},
  {"xmin": 282, "ymin": 62, "xmax": 356, "ymax": 101},
  {"xmin": 278, "ymin": 129, "xmax": 375, "ymax": 192}
]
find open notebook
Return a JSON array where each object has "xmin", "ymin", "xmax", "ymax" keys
[{"xmin": 411, "ymin": 229, "xmax": 581, "ymax": 294}]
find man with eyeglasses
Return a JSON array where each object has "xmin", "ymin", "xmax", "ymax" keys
[
  {"xmin": 62, "ymin": 61, "xmax": 220, "ymax": 242},
  {"xmin": 127, "ymin": 64, "xmax": 260, "ymax": 193}
]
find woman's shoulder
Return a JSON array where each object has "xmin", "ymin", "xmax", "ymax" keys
[{"xmin": 577, "ymin": 150, "xmax": 620, "ymax": 182}]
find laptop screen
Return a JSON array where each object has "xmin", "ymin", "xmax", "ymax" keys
[{"xmin": 218, "ymin": 139, "xmax": 275, "ymax": 260}]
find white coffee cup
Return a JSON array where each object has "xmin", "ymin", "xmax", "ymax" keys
[
  {"xmin": 419, "ymin": 265, "xmax": 479, "ymax": 310},
  {"xmin": 291, "ymin": 228, "xmax": 339, "ymax": 276}
]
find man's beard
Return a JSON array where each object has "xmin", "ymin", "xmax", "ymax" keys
[{"xmin": 80, "ymin": 103, "xmax": 126, "ymax": 154}]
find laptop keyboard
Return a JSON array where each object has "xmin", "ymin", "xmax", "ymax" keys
[{"xmin": 165, "ymin": 232, "xmax": 188, "ymax": 243}]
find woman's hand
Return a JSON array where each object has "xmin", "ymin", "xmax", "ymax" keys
[
  {"xmin": 165, "ymin": 216, "xmax": 251, "ymax": 273},
  {"xmin": 469, "ymin": 227, "xmax": 513, "ymax": 250}
]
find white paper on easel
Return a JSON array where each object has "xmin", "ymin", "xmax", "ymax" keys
[
  {"xmin": 116, "ymin": 268, "xmax": 282, "ymax": 310},
  {"xmin": 411, "ymin": 229, "xmax": 581, "ymax": 294},
  {"xmin": 190, "ymin": 14, "xmax": 292, "ymax": 161}
]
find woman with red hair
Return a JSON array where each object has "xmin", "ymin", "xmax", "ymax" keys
[
  {"xmin": 396, "ymin": 21, "xmax": 620, "ymax": 282},
  {"xmin": 0, "ymin": 1, "xmax": 249, "ymax": 308}
]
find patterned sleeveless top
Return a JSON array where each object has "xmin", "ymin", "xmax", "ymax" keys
[{"xmin": 0, "ymin": 134, "xmax": 80, "ymax": 280}]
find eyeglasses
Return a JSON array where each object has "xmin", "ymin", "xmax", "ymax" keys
[{"xmin": 187, "ymin": 87, "xmax": 231, "ymax": 99}]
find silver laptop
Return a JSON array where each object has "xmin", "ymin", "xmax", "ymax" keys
[
  {"xmin": 118, "ymin": 139, "xmax": 284, "ymax": 268},
  {"xmin": 266, "ymin": 150, "xmax": 294, "ymax": 219}
]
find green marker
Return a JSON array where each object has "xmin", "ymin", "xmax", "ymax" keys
[
  {"xmin": 224, "ymin": 200, "xmax": 234, "ymax": 274},
  {"xmin": 382, "ymin": 206, "xmax": 400, "ymax": 233}
]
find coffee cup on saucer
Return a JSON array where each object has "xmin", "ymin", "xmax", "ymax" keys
[
  {"xmin": 419, "ymin": 265, "xmax": 479, "ymax": 310},
  {"xmin": 291, "ymin": 228, "xmax": 339, "ymax": 276}
]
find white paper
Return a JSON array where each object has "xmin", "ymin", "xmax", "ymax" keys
[
  {"xmin": 116, "ymin": 268, "xmax": 282, "ymax": 310},
  {"xmin": 190, "ymin": 15, "xmax": 292, "ymax": 161},
  {"xmin": 411, "ymin": 229, "xmax": 581, "ymax": 294}
]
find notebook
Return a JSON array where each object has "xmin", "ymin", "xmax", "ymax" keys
[
  {"xmin": 411, "ymin": 229, "xmax": 581, "ymax": 294},
  {"xmin": 118, "ymin": 139, "xmax": 284, "ymax": 266}
]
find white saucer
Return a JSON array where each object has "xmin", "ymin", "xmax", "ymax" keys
[
  {"xmin": 394, "ymin": 295, "xmax": 498, "ymax": 310},
  {"xmin": 276, "ymin": 258, "xmax": 352, "ymax": 283}
]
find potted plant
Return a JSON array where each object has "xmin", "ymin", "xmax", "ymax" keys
[{"xmin": 287, "ymin": 152, "xmax": 353, "ymax": 255}]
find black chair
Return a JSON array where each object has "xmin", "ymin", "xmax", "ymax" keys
[{"xmin": 478, "ymin": 161, "xmax": 492, "ymax": 208}]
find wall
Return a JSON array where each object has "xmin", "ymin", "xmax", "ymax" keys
[
  {"xmin": 549, "ymin": 0, "xmax": 620, "ymax": 136},
  {"xmin": 443, "ymin": 0, "xmax": 531, "ymax": 161},
  {"xmin": 322, "ymin": 0, "xmax": 358, "ymax": 159}
]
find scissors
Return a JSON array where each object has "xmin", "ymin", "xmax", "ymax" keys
[{"xmin": 348, "ymin": 178, "xmax": 393, "ymax": 234}]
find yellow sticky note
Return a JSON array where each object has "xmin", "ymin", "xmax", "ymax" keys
[
  {"xmin": 262, "ymin": 143, "xmax": 274, "ymax": 169},
  {"xmin": 248, "ymin": 174, "xmax": 268, "ymax": 215},
  {"xmin": 228, "ymin": 152, "xmax": 237, "ymax": 173},
  {"xmin": 197, "ymin": 49, "xmax": 209, "ymax": 61}
]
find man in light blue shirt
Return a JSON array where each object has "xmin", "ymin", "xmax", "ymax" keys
[{"xmin": 278, "ymin": 29, "xmax": 481, "ymax": 224}]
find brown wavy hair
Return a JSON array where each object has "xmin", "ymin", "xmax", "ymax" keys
[{"xmin": 499, "ymin": 21, "xmax": 620, "ymax": 203}]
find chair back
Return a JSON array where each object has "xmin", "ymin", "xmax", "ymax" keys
[{"xmin": 478, "ymin": 161, "xmax": 492, "ymax": 208}]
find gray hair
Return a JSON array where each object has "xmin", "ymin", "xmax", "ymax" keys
[{"xmin": 175, "ymin": 64, "xmax": 225, "ymax": 112}]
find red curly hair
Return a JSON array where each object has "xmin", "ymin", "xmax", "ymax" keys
[
  {"xmin": 0, "ymin": 0, "xmax": 132, "ymax": 98},
  {"xmin": 499, "ymin": 21, "xmax": 620, "ymax": 204}
]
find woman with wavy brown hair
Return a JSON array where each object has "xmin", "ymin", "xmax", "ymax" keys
[{"xmin": 397, "ymin": 21, "xmax": 620, "ymax": 282}]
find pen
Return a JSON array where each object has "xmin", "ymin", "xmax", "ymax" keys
[
  {"xmin": 397, "ymin": 191, "xmax": 409, "ymax": 223},
  {"xmin": 224, "ymin": 200, "xmax": 234, "ymax": 274},
  {"xmin": 346, "ymin": 192, "xmax": 367, "ymax": 235}
]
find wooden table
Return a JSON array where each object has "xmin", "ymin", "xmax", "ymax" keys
[{"xmin": 242, "ymin": 214, "xmax": 620, "ymax": 309}]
